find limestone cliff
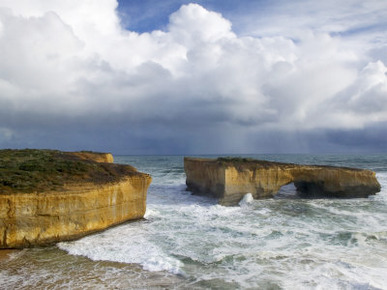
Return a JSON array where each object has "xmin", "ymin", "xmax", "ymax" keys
[
  {"xmin": 0, "ymin": 149, "xmax": 151, "ymax": 248},
  {"xmin": 184, "ymin": 157, "xmax": 381, "ymax": 206},
  {"xmin": 70, "ymin": 151, "xmax": 114, "ymax": 163}
]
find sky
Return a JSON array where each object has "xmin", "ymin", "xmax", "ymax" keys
[{"xmin": 0, "ymin": 0, "xmax": 386, "ymax": 155}]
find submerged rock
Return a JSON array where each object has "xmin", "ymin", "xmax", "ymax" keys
[
  {"xmin": 0, "ymin": 149, "xmax": 151, "ymax": 248},
  {"xmin": 184, "ymin": 157, "xmax": 381, "ymax": 206}
]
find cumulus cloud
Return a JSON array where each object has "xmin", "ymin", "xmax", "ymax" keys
[{"xmin": 0, "ymin": 1, "xmax": 386, "ymax": 153}]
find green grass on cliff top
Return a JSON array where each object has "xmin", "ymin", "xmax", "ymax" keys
[
  {"xmin": 0, "ymin": 149, "xmax": 138, "ymax": 194},
  {"xmin": 216, "ymin": 156, "xmax": 293, "ymax": 168}
]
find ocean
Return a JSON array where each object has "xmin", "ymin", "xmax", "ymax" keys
[{"xmin": 1, "ymin": 154, "xmax": 386, "ymax": 289}]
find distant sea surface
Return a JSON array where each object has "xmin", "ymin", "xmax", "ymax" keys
[{"xmin": 1, "ymin": 154, "xmax": 387, "ymax": 289}]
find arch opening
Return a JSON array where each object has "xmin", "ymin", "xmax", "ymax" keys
[{"xmin": 274, "ymin": 182, "xmax": 300, "ymax": 199}]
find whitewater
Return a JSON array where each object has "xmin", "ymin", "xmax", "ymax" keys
[{"xmin": 1, "ymin": 154, "xmax": 387, "ymax": 289}]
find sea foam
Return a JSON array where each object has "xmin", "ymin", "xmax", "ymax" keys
[
  {"xmin": 239, "ymin": 192, "xmax": 254, "ymax": 206},
  {"xmin": 57, "ymin": 155, "xmax": 387, "ymax": 289}
]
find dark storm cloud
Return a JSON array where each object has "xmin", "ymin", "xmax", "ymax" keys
[{"xmin": 0, "ymin": 1, "xmax": 386, "ymax": 153}]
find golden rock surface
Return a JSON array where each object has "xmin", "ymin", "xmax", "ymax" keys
[{"xmin": 70, "ymin": 151, "xmax": 114, "ymax": 163}]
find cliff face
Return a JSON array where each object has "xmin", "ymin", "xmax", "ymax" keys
[
  {"xmin": 0, "ymin": 176, "xmax": 151, "ymax": 248},
  {"xmin": 185, "ymin": 157, "xmax": 381, "ymax": 206},
  {"xmin": 184, "ymin": 159, "xmax": 226, "ymax": 199},
  {"xmin": 70, "ymin": 151, "xmax": 114, "ymax": 163},
  {"xmin": 0, "ymin": 150, "xmax": 151, "ymax": 248}
]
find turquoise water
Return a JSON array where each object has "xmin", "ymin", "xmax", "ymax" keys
[{"xmin": 1, "ymin": 154, "xmax": 387, "ymax": 289}]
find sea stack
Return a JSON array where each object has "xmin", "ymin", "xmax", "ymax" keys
[
  {"xmin": 184, "ymin": 157, "xmax": 381, "ymax": 206},
  {"xmin": 0, "ymin": 149, "xmax": 151, "ymax": 248}
]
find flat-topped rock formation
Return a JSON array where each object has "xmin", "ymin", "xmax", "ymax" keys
[
  {"xmin": 70, "ymin": 151, "xmax": 114, "ymax": 163},
  {"xmin": 184, "ymin": 157, "xmax": 381, "ymax": 206},
  {"xmin": 0, "ymin": 149, "xmax": 151, "ymax": 248}
]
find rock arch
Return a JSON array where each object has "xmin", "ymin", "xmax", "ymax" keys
[{"xmin": 184, "ymin": 157, "xmax": 381, "ymax": 206}]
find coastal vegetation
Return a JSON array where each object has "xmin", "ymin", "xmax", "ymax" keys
[
  {"xmin": 217, "ymin": 157, "xmax": 254, "ymax": 163},
  {"xmin": 216, "ymin": 156, "xmax": 294, "ymax": 170},
  {"xmin": 0, "ymin": 149, "xmax": 137, "ymax": 194}
]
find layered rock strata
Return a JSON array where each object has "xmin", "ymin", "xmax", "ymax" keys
[
  {"xmin": 0, "ymin": 150, "xmax": 151, "ymax": 248},
  {"xmin": 184, "ymin": 157, "xmax": 381, "ymax": 206},
  {"xmin": 70, "ymin": 151, "xmax": 114, "ymax": 163}
]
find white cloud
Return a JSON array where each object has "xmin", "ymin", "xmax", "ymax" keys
[
  {"xmin": 168, "ymin": 3, "xmax": 234, "ymax": 46},
  {"xmin": 0, "ymin": 0, "xmax": 120, "ymax": 35},
  {"xmin": 0, "ymin": 1, "xmax": 386, "ymax": 152},
  {"xmin": 239, "ymin": 0, "xmax": 387, "ymax": 37},
  {"xmin": 331, "ymin": 61, "xmax": 387, "ymax": 125}
]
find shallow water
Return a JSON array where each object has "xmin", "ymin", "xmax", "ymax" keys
[{"xmin": 1, "ymin": 154, "xmax": 387, "ymax": 289}]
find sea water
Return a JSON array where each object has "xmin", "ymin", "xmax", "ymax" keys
[{"xmin": 1, "ymin": 154, "xmax": 387, "ymax": 289}]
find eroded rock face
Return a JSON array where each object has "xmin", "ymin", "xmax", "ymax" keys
[
  {"xmin": 184, "ymin": 157, "xmax": 381, "ymax": 206},
  {"xmin": 70, "ymin": 151, "xmax": 114, "ymax": 163},
  {"xmin": 0, "ymin": 150, "xmax": 151, "ymax": 248}
]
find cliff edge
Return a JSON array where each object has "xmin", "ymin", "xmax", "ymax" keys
[
  {"xmin": 0, "ymin": 149, "xmax": 151, "ymax": 248},
  {"xmin": 184, "ymin": 157, "xmax": 381, "ymax": 206}
]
